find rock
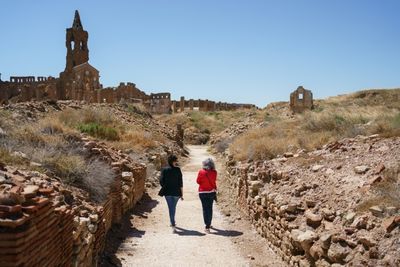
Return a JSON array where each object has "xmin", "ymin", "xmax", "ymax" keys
[
  {"xmin": 305, "ymin": 199, "xmax": 317, "ymax": 208},
  {"xmin": 357, "ymin": 230, "xmax": 377, "ymax": 248},
  {"xmin": 321, "ymin": 208, "xmax": 336, "ymax": 221},
  {"xmin": 325, "ymin": 168, "xmax": 334, "ymax": 175},
  {"xmin": 89, "ymin": 214, "xmax": 99, "ymax": 223},
  {"xmin": 327, "ymin": 243, "xmax": 351, "ymax": 263},
  {"xmin": 310, "ymin": 242, "xmax": 324, "ymax": 260},
  {"xmin": 22, "ymin": 185, "xmax": 39, "ymax": 198},
  {"xmin": 368, "ymin": 176, "xmax": 383, "ymax": 185},
  {"xmin": 351, "ymin": 215, "xmax": 368, "ymax": 229},
  {"xmin": 385, "ymin": 206, "xmax": 397, "ymax": 216},
  {"xmin": 312, "ymin": 165, "xmax": 324, "ymax": 172},
  {"xmin": 88, "ymin": 224, "xmax": 98, "ymax": 234},
  {"xmin": 293, "ymin": 230, "xmax": 318, "ymax": 253},
  {"xmin": 0, "ymin": 174, "xmax": 6, "ymax": 184},
  {"xmin": 305, "ymin": 210, "xmax": 322, "ymax": 228},
  {"xmin": 320, "ymin": 232, "xmax": 332, "ymax": 250},
  {"xmin": 373, "ymin": 164, "xmax": 385, "ymax": 174},
  {"xmin": 369, "ymin": 206, "xmax": 383, "ymax": 217},
  {"xmin": 369, "ymin": 247, "xmax": 379, "ymax": 259},
  {"xmin": 344, "ymin": 212, "xmax": 356, "ymax": 223},
  {"xmin": 354, "ymin": 165, "xmax": 369, "ymax": 174},
  {"xmin": 382, "ymin": 216, "xmax": 399, "ymax": 233}
]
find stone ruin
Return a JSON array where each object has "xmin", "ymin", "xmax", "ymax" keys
[
  {"xmin": 149, "ymin": 93, "xmax": 172, "ymax": 114},
  {"xmin": 0, "ymin": 10, "xmax": 257, "ymax": 113},
  {"xmin": 171, "ymin": 96, "xmax": 256, "ymax": 113},
  {"xmin": 290, "ymin": 86, "xmax": 313, "ymax": 113},
  {"xmin": 0, "ymin": 11, "xmax": 167, "ymax": 113}
]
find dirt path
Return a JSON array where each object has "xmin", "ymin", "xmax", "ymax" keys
[{"xmin": 110, "ymin": 145, "xmax": 286, "ymax": 267}]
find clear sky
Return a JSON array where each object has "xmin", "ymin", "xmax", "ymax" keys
[{"xmin": 0, "ymin": 0, "xmax": 399, "ymax": 107}]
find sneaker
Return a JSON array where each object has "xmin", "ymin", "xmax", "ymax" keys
[
  {"xmin": 205, "ymin": 228, "xmax": 211, "ymax": 234},
  {"xmin": 172, "ymin": 226, "xmax": 177, "ymax": 233}
]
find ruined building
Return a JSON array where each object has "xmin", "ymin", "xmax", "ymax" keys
[
  {"xmin": 0, "ymin": 10, "xmax": 254, "ymax": 113},
  {"xmin": 0, "ymin": 11, "xmax": 158, "ymax": 108},
  {"xmin": 289, "ymin": 86, "xmax": 313, "ymax": 113}
]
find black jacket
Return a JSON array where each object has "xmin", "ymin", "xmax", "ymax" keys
[{"xmin": 160, "ymin": 166, "xmax": 183, "ymax": 197}]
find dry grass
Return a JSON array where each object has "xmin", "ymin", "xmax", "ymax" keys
[
  {"xmin": 231, "ymin": 89, "xmax": 400, "ymax": 161},
  {"xmin": 111, "ymin": 129, "xmax": 160, "ymax": 151},
  {"xmin": 157, "ymin": 110, "xmax": 250, "ymax": 134}
]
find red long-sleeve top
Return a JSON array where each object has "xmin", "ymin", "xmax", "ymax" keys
[{"xmin": 196, "ymin": 169, "xmax": 217, "ymax": 192}]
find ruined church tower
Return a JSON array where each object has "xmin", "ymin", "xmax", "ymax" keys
[{"xmin": 65, "ymin": 10, "xmax": 89, "ymax": 72}]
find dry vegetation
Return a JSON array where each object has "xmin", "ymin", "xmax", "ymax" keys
[
  {"xmin": 231, "ymin": 89, "xmax": 400, "ymax": 161},
  {"xmin": 156, "ymin": 110, "xmax": 252, "ymax": 144},
  {"xmin": 0, "ymin": 105, "xmax": 165, "ymax": 202}
]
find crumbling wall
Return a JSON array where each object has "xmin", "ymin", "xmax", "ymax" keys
[
  {"xmin": 0, "ymin": 77, "xmax": 59, "ymax": 104},
  {"xmin": 222, "ymin": 136, "xmax": 400, "ymax": 267},
  {"xmin": 0, "ymin": 138, "xmax": 146, "ymax": 267},
  {"xmin": 290, "ymin": 86, "xmax": 313, "ymax": 113},
  {"xmin": 171, "ymin": 97, "xmax": 256, "ymax": 113},
  {"xmin": 150, "ymin": 93, "xmax": 171, "ymax": 114}
]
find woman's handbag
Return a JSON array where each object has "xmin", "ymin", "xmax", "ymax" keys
[{"xmin": 158, "ymin": 187, "xmax": 166, "ymax": 197}]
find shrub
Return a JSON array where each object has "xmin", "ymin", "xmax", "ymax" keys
[
  {"xmin": 44, "ymin": 154, "xmax": 86, "ymax": 184},
  {"xmin": 78, "ymin": 122, "xmax": 119, "ymax": 141},
  {"xmin": 82, "ymin": 160, "xmax": 115, "ymax": 203}
]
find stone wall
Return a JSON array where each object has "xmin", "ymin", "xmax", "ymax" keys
[
  {"xmin": 149, "ymin": 93, "xmax": 171, "ymax": 114},
  {"xmin": 290, "ymin": 86, "xmax": 313, "ymax": 113},
  {"xmin": 0, "ymin": 77, "xmax": 59, "ymax": 104},
  {"xmin": 222, "ymin": 135, "xmax": 400, "ymax": 267},
  {"xmin": 171, "ymin": 97, "xmax": 256, "ymax": 113},
  {"xmin": 0, "ymin": 138, "xmax": 146, "ymax": 267}
]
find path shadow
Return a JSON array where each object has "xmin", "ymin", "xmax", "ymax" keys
[
  {"xmin": 210, "ymin": 226, "xmax": 243, "ymax": 237},
  {"xmin": 174, "ymin": 226, "xmax": 206, "ymax": 237},
  {"xmin": 99, "ymin": 192, "xmax": 159, "ymax": 266}
]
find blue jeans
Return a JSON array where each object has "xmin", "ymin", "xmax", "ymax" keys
[
  {"xmin": 199, "ymin": 192, "xmax": 216, "ymax": 228},
  {"xmin": 165, "ymin": 196, "xmax": 180, "ymax": 226}
]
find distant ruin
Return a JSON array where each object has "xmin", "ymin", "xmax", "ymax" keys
[
  {"xmin": 172, "ymin": 97, "xmax": 256, "ymax": 112},
  {"xmin": 289, "ymin": 86, "xmax": 313, "ymax": 113},
  {"xmin": 0, "ymin": 10, "xmax": 255, "ymax": 113}
]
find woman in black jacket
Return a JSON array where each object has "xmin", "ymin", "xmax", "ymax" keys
[{"xmin": 159, "ymin": 155, "xmax": 183, "ymax": 231}]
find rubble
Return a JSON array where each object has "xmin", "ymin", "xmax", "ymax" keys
[{"xmin": 218, "ymin": 135, "xmax": 400, "ymax": 266}]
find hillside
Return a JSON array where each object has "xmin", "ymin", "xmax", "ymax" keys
[
  {"xmin": 211, "ymin": 88, "xmax": 400, "ymax": 266},
  {"xmin": 212, "ymin": 88, "xmax": 400, "ymax": 160}
]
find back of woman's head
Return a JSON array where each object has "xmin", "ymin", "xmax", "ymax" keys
[
  {"xmin": 202, "ymin": 158, "xmax": 215, "ymax": 170},
  {"xmin": 167, "ymin": 154, "xmax": 178, "ymax": 167}
]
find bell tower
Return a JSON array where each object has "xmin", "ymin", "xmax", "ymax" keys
[{"xmin": 65, "ymin": 10, "xmax": 89, "ymax": 72}]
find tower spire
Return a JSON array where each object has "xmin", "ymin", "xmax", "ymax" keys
[{"xmin": 72, "ymin": 10, "xmax": 83, "ymax": 29}]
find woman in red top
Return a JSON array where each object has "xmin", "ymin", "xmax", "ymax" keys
[{"xmin": 196, "ymin": 158, "xmax": 217, "ymax": 233}]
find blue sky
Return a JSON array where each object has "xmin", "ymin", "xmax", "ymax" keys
[{"xmin": 0, "ymin": 0, "xmax": 399, "ymax": 107}]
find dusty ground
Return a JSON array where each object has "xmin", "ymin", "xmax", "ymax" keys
[{"xmin": 102, "ymin": 145, "xmax": 285, "ymax": 267}]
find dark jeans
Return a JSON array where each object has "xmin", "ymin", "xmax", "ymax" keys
[
  {"xmin": 165, "ymin": 196, "xmax": 180, "ymax": 226},
  {"xmin": 199, "ymin": 192, "xmax": 216, "ymax": 228}
]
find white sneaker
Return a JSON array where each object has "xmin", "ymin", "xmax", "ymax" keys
[{"xmin": 205, "ymin": 228, "xmax": 211, "ymax": 234}]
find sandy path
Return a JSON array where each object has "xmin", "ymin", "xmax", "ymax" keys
[{"xmin": 113, "ymin": 145, "xmax": 285, "ymax": 267}]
